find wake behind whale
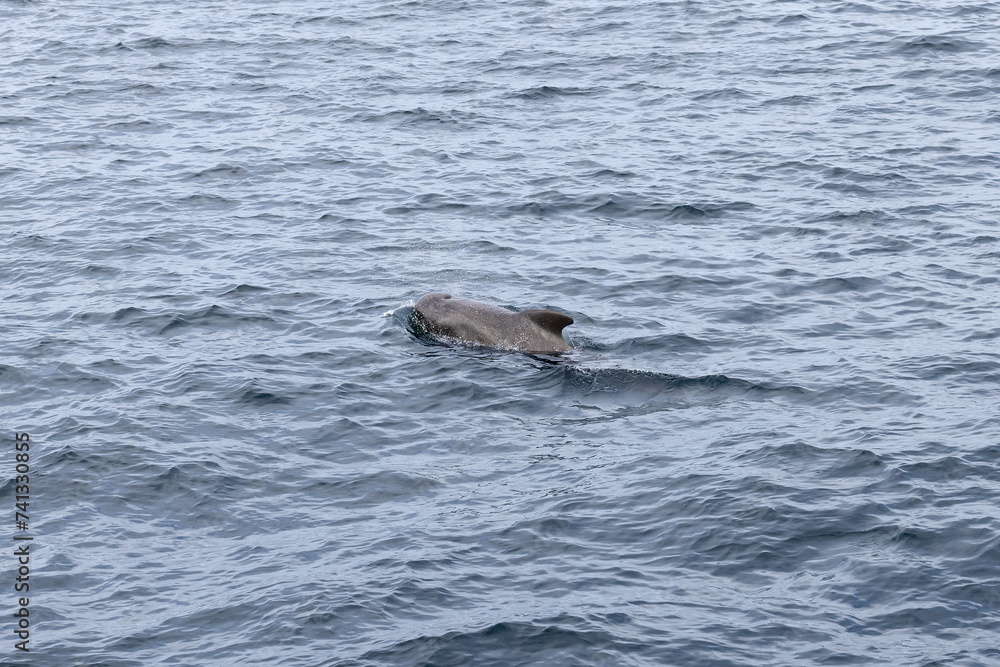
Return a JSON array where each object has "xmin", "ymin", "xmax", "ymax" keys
[{"xmin": 391, "ymin": 298, "xmax": 804, "ymax": 413}]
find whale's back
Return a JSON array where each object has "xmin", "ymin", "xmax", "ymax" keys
[{"xmin": 414, "ymin": 293, "xmax": 572, "ymax": 353}]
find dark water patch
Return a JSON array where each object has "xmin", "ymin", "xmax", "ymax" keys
[
  {"xmin": 0, "ymin": 363, "xmax": 26, "ymax": 386},
  {"xmin": 504, "ymin": 194, "xmax": 755, "ymax": 221},
  {"xmin": 822, "ymin": 166, "xmax": 910, "ymax": 185},
  {"xmin": 853, "ymin": 83, "xmax": 894, "ymax": 92},
  {"xmin": 0, "ymin": 166, "xmax": 24, "ymax": 181},
  {"xmin": 848, "ymin": 236, "xmax": 914, "ymax": 255},
  {"xmin": 369, "ymin": 239, "xmax": 515, "ymax": 254},
  {"xmin": 465, "ymin": 240, "xmax": 516, "ymax": 254},
  {"xmin": 788, "ymin": 276, "xmax": 883, "ymax": 296},
  {"xmin": 925, "ymin": 264, "xmax": 980, "ymax": 283},
  {"xmin": 406, "ymin": 147, "xmax": 458, "ymax": 162},
  {"xmin": 112, "ymin": 306, "xmax": 147, "ymax": 322},
  {"xmin": 105, "ymin": 118, "xmax": 164, "ymax": 132},
  {"xmin": 118, "ymin": 82, "xmax": 160, "ymax": 95},
  {"xmin": 132, "ymin": 37, "xmax": 174, "ymax": 50},
  {"xmin": 294, "ymin": 15, "xmax": 362, "ymax": 26},
  {"xmin": 352, "ymin": 618, "xmax": 644, "ymax": 667},
  {"xmin": 894, "ymin": 35, "xmax": 983, "ymax": 54},
  {"xmin": 665, "ymin": 203, "xmax": 707, "ymax": 219},
  {"xmin": 589, "ymin": 199, "xmax": 630, "ymax": 216},
  {"xmin": 383, "ymin": 200, "xmax": 473, "ymax": 215},
  {"xmin": 508, "ymin": 85, "xmax": 603, "ymax": 100},
  {"xmin": 590, "ymin": 168, "xmax": 636, "ymax": 179},
  {"xmin": 760, "ymin": 94, "xmax": 817, "ymax": 107},
  {"xmin": 817, "ymin": 181, "xmax": 874, "ymax": 195},
  {"xmin": 558, "ymin": 366, "xmax": 802, "ymax": 406},
  {"xmin": 350, "ymin": 107, "xmax": 476, "ymax": 127},
  {"xmin": 236, "ymin": 380, "xmax": 293, "ymax": 406},
  {"xmin": 746, "ymin": 224, "xmax": 828, "ymax": 238},
  {"xmin": 83, "ymin": 264, "xmax": 122, "ymax": 278},
  {"xmin": 963, "ymin": 328, "xmax": 1000, "ymax": 342},
  {"xmin": 0, "ymin": 115, "xmax": 37, "ymax": 127},
  {"xmin": 896, "ymin": 203, "xmax": 952, "ymax": 215},
  {"xmin": 186, "ymin": 163, "xmax": 252, "ymax": 180},
  {"xmin": 692, "ymin": 87, "xmax": 753, "ymax": 101},
  {"xmin": 177, "ymin": 193, "xmax": 239, "ymax": 209},
  {"xmin": 86, "ymin": 358, "xmax": 136, "ymax": 376}
]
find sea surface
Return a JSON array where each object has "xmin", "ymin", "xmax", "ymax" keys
[{"xmin": 2, "ymin": 0, "xmax": 999, "ymax": 664}]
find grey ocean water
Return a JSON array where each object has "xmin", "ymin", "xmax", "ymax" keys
[{"xmin": 3, "ymin": 0, "xmax": 1000, "ymax": 664}]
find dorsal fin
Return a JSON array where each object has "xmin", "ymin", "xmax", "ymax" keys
[{"xmin": 521, "ymin": 309, "xmax": 574, "ymax": 334}]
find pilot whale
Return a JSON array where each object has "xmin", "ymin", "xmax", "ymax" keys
[{"xmin": 413, "ymin": 293, "xmax": 573, "ymax": 354}]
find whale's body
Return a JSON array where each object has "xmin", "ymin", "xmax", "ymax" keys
[{"xmin": 414, "ymin": 293, "xmax": 573, "ymax": 354}]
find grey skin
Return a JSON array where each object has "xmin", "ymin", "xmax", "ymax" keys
[{"xmin": 414, "ymin": 293, "xmax": 573, "ymax": 354}]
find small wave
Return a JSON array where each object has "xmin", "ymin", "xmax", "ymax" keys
[
  {"xmin": 108, "ymin": 304, "xmax": 278, "ymax": 335},
  {"xmin": 353, "ymin": 617, "xmax": 637, "ymax": 666},
  {"xmin": 760, "ymin": 94, "xmax": 817, "ymax": 107},
  {"xmin": 350, "ymin": 107, "xmax": 476, "ymax": 126},
  {"xmin": 502, "ymin": 192, "xmax": 755, "ymax": 221},
  {"xmin": 305, "ymin": 470, "xmax": 444, "ymax": 507},
  {"xmin": 895, "ymin": 35, "xmax": 982, "ymax": 54},
  {"xmin": 775, "ymin": 13, "xmax": 810, "ymax": 25},
  {"xmin": 508, "ymin": 85, "xmax": 602, "ymax": 100},
  {"xmin": 788, "ymin": 275, "xmax": 883, "ymax": 295},
  {"xmin": 235, "ymin": 381, "xmax": 292, "ymax": 406},
  {"xmin": 178, "ymin": 193, "xmax": 238, "ymax": 208},
  {"xmin": 132, "ymin": 36, "xmax": 174, "ymax": 50},
  {"xmin": 590, "ymin": 168, "xmax": 636, "ymax": 179},
  {"xmin": 293, "ymin": 15, "xmax": 361, "ymax": 27},
  {"xmin": 185, "ymin": 163, "xmax": 252, "ymax": 181},
  {"xmin": 735, "ymin": 442, "xmax": 886, "ymax": 478},
  {"xmin": 0, "ymin": 116, "xmax": 37, "ymax": 127},
  {"xmin": 221, "ymin": 284, "xmax": 269, "ymax": 296},
  {"xmin": 368, "ymin": 239, "xmax": 515, "ymax": 254},
  {"xmin": 105, "ymin": 119, "xmax": 162, "ymax": 132},
  {"xmin": 692, "ymin": 87, "xmax": 753, "ymax": 101}
]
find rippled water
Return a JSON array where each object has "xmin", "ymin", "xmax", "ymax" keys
[{"xmin": 3, "ymin": 0, "xmax": 1000, "ymax": 664}]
